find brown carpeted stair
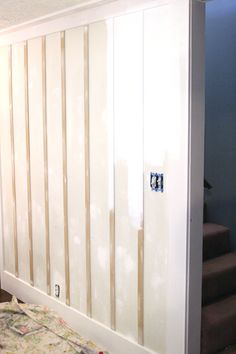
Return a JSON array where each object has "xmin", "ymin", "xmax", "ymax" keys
[
  {"xmin": 202, "ymin": 223, "xmax": 236, "ymax": 354},
  {"xmin": 218, "ymin": 343, "xmax": 236, "ymax": 353},
  {"xmin": 203, "ymin": 223, "xmax": 230, "ymax": 261}
]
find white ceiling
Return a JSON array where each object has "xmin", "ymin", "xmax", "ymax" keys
[{"xmin": 0, "ymin": 0, "xmax": 93, "ymax": 30}]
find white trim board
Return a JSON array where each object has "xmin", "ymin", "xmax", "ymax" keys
[
  {"xmin": 2, "ymin": 271, "xmax": 156, "ymax": 354},
  {"xmin": 0, "ymin": 0, "xmax": 172, "ymax": 46},
  {"xmin": 0, "ymin": 0, "xmax": 116, "ymax": 36},
  {"xmin": 0, "ymin": 159, "xmax": 4, "ymax": 283}
]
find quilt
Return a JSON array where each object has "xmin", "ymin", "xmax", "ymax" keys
[{"xmin": 0, "ymin": 297, "xmax": 108, "ymax": 354}]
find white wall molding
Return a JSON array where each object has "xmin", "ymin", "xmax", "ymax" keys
[
  {"xmin": 0, "ymin": 0, "xmax": 171, "ymax": 46},
  {"xmin": 0, "ymin": 160, "xmax": 4, "ymax": 283},
  {"xmin": 0, "ymin": 0, "xmax": 116, "ymax": 36},
  {"xmin": 2, "ymin": 271, "xmax": 156, "ymax": 354}
]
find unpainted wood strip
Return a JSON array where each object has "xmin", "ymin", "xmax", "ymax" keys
[
  {"xmin": 110, "ymin": 210, "xmax": 116, "ymax": 330},
  {"xmin": 42, "ymin": 36, "xmax": 51, "ymax": 296},
  {"xmin": 109, "ymin": 18, "xmax": 116, "ymax": 331},
  {"xmin": 138, "ymin": 227, "xmax": 144, "ymax": 345},
  {"xmin": 24, "ymin": 41, "xmax": 34, "ymax": 286},
  {"xmin": 138, "ymin": 13, "xmax": 145, "ymax": 345},
  {"xmin": 84, "ymin": 25, "xmax": 92, "ymax": 317},
  {"xmin": 8, "ymin": 46, "xmax": 19, "ymax": 278},
  {"xmin": 61, "ymin": 31, "xmax": 70, "ymax": 306}
]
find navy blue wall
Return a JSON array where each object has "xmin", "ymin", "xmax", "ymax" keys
[{"xmin": 205, "ymin": 0, "xmax": 236, "ymax": 248}]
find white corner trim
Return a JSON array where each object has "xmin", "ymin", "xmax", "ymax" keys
[
  {"xmin": 2, "ymin": 271, "xmax": 156, "ymax": 354},
  {"xmin": 185, "ymin": 1, "xmax": 205, "ymax": 354}
]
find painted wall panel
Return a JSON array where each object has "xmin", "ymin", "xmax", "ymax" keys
[
  {"xmin": 144, "ymin": 3, "xmax": 189, "ymax": 353},
  {"xmin": 65, "ymin": 27, "xmax": 87, "ymax": 313},
  {"xmin": 12, "ymin": 43, "xmax": 30, "ymax": 283},
  {"xmin": 114, "ymin": 13, "xmax": 143, "ymax": 341},
  {"xmin": 46, "ymin": 33, "xmax": 65, "ymax": 302},
  {"xmin": 0, "ymin": 47, "xmax": 14, "ymax": 274},
  {"xmin": 89, "ymin": 19, "xmax": 113, "ymax": 326},
  {"xmin": 0, "ymin": 2, "xmax": 194, "ymax": 353},
  {"xmin": 28, "ymin": 38, "xmax": 47, "ymax": 292}
]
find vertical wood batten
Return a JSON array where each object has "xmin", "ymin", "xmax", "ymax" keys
[
  {"xmin": 138, "ymin": 228, "xmax": 144, "ymax": 345},
  {"xmin": 138, "ymin": 13, "xmax": 145, "ymax": 345},
  {"xmin": 42, "ymin": 36, "xmax": 51, "ymax": 295},
  {"xmin": 8, "ymin": 45, "xmax": 19, "ymax": 278},
  {"xmin": 110, "ymin": 18, "xmax": 116, "ymax": 330},
  {"xmin": 61, "ymin": 31, "xmax": 70, "ymax": 306},
  {"xmin": 24, "ymin": 41, "xmax": 34, "ymax": 286},
  {"xmin": 84, "ymin": 25, "xmax": 92, "ymax": 317},
  {"xmin": 110, "ymin": 210, "xmax": 116, "ymax": 329}
]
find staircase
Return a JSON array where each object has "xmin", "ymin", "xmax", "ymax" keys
[{"xmin": 202, "ymin": 223, "xmax": 236, "ymax": 354}]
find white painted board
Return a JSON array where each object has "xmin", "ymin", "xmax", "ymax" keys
[
  {"xmin": 144, "ymin": 2, "xmax": 189, "ymax": 353},
  {"xmin": 65, "ymin": 27, "xmax": 87, "ymax": 313},
  {"xmin": 12, "ymin": 42, "xmax": 30, "ymax": 283},
  {"xmin": 114, "ymin": 12, "xmax": 143, "ymax": 342},
  {"xmin": 0, "ymin": 47, "xmax": 14, "ymax": 274},
  {"xmin": 28, "ymin": 37, "xmax": 47, "ymax": 292},
  {"xmin": 46, "ymin": 32, "xmax": 65, "ymax": 302},
  {"xmin": 89, "ymin": 19, "xmax": 114, "ymax": 327}
]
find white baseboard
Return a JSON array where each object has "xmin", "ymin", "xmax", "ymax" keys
[{"xmin": 1, "ymin": 271, "xmax": 155, "ymax": 354}]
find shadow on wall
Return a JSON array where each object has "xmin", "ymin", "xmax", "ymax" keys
[{"xmin": 205, "ymin": 0, "xmax": 236, "ymax": 249}]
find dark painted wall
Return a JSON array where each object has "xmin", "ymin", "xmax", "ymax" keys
[{"xmin": 205, "ymin": 0, "xmax": 236, "ymax": 248}]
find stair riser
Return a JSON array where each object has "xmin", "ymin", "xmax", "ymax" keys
[
  {"xmin": 201, "ymin": 316, "xmax": 236, "ymax": 354},
  {"xmin": 202, "ymin": 268, "xmax": 236, "ymax": 305},
  {"xmin": 203, "ymin": 233, "xmax": 230, "ymax": 261},
  {"xmin": 203, "ymin": 223, "xmax": 230, "ymax": 261}
]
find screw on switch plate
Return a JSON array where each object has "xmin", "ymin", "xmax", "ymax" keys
[
  {"xmin": 55, "ymin": 284, "xmax": 60, "ymax": 298},
  {"xmin": 150, "ymin": 172, "xmax": 164, "ymax": 192}
]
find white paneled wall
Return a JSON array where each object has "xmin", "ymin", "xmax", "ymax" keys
[{"xmin": 0, "ymin": 1, "xmax": 191, "ymax": 353}]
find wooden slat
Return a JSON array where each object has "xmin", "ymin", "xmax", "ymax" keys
[
  {"xmin": 138, "ymin": 227, "xmax": 144, "ymax": 345},
  {"xmin": 8, "ymin": 45, "xmax": 19, "ymax": 278},
  {"xmin": 138, "ymin": 12, "xmax": 144, "ymax": 344},
  {"xmin": 110, "ymin": 209, "xmax": 116, "ymax": 330},
  {"xmin": 24, "ymin": 41, "xmax": 34, "ymax": 286},
  {"xmin": 84, "ymin": 25, "xmax": 92, "ymax": 317},
  {"xmin": 42, "ymin": 36, "xmax": 51, "ymax": 295},
  {"xmin": 61, "ymin": 31, "xmax": 70, "ymax": 306}
]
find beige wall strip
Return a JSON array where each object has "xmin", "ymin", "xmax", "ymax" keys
[
  {"xmin": 24, "ymin": 41, "xmax": 34, "ymax": 286},
  {"xmin": 84, "ymin": 25, "xmax": 92, "ymax": 317},
  {"xmin": 110, "ymin": 210, "xmax": 116, "ymax": 330},
  {"xmin": 42, "ymin": 36, "xmax": 51, "ymax": 296},
  {"xmin": 61, "ymin": 31, "xmax": 70, "ymax": 306},
  {"xmin": 8, "ymin": 46, "xmax": 19, "ymax": 278},
  {"xmin": 138, "ymin": 228, "xmax": 144, "ymax": 345}
]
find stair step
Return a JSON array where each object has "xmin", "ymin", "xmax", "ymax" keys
[
  {"xmin": 201, "ymin": 294, "xmax": 236, "ymax": 354},
  {"xmin": 202, "ymin": 252, "xmax": 236, "ymax": 305},
  {"xmin": 203, "ymin": 223, "xmax": 230, "ymax": 261},
  {"xmin": 217, "ymin": 344, "xmax": 236, "ymax": 353}
]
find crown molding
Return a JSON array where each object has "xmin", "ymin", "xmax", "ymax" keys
[
  {"xmin": 0, "ymin": 0, "xmax": 167, "ymax": 46},
  {"xmin": 0, "ymin": 0, "xmax": 116, "ymax": 35}
]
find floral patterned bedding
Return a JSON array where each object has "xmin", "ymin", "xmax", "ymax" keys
[{"xmin": 0, "ymin": 297, "xmax": 108, "ymax": 354}]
